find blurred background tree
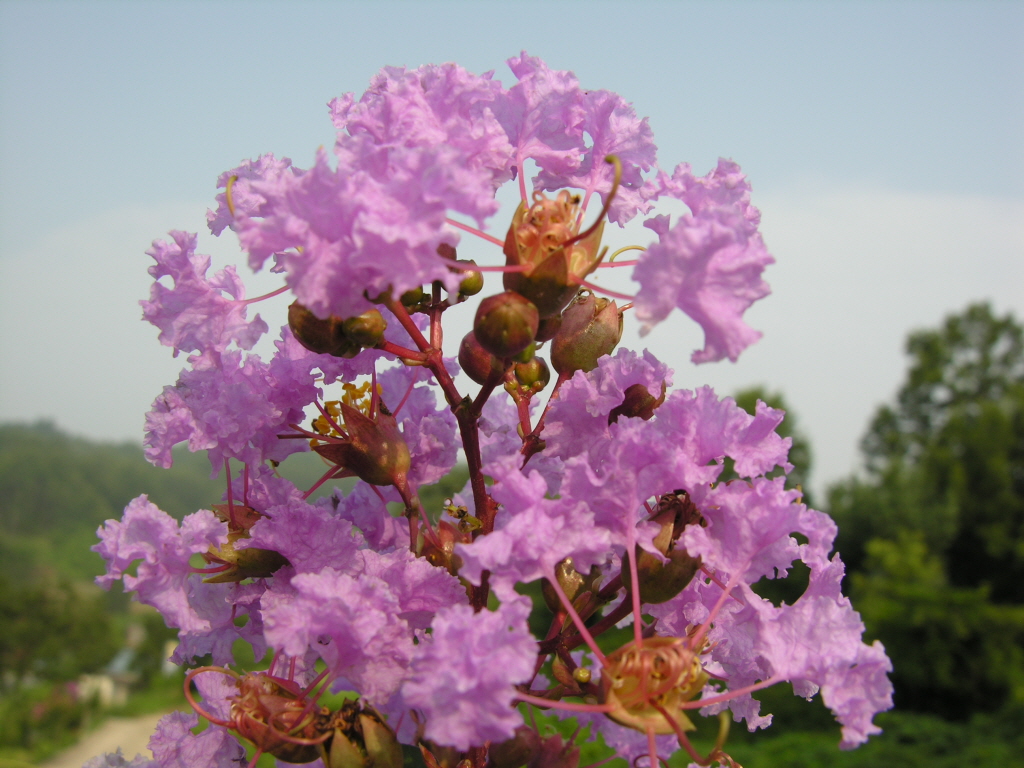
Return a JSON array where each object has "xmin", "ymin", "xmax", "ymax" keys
[{"xmin": 830, "ymin": 303, "xmax": 1024, "ymax": 719}]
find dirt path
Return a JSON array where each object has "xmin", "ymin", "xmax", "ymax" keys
[{"xmin": 40, "ymin": 711, "xmax": 170, "ymax": 768}]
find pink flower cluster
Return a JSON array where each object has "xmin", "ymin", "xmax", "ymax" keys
[{"xmin": 91, "ymin": 53, "xmax": 891, "ymax": 768}]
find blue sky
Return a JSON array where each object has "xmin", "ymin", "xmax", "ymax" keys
[{"xmin": 1, "ymin": 0, "xmax": 1021, "ymax": 495}]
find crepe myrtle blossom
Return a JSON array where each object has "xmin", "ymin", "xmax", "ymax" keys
[{"xmin": 91, "ymin": 53, "xmax": 891, "ymax": 768}]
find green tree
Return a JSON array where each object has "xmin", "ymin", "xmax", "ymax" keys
[{"xmin": 829, "ymin": 303, "xmax": 1024, "ymax": 718}]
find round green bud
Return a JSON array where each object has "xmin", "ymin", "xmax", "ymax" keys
[
  {"xmin": 454, "ymin": 259, "xmax": 484, "ymax": 297},
  {"xmin": 514, "ymin": 355, "xmax": 551, "ymax": 393},
  {"xmin": 342, "ymin": 309, "xmax": 387, "ymax": 347},
  {"xmin": 473, "ymin": 291, "xmax": 539, "ymax": 359},
  {"xmin": 400, "ymin": 285, "xmax": 425, "ymax": 308}
]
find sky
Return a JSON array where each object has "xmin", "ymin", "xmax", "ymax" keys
[{"xmin": 0, "ymin": 0, "xmax": 1021, "ymax": 498}]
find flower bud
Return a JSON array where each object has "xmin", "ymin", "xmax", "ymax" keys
[
  {"xmin": 458, "ymin": 331, "xmax": 505, "ymax": 385},
  {"xmin": 323, "ymin": 701, "xmax": 402, "ymax": 768},
  {"xmin": 400, "ymin": 286, "xmax": 425, "ymax": 308},
  {"xmin": 621, "ymin": 493, "xmax": 702, "ymax": 604},
  {"xmin": 342, "ymin": 309, "xmax": 387, "ymax": 348},
  {"xmin": 534, "ymin": 314, "xmax": 563, "ymax": 343},
  {"xmin": 448, "ymin": 259, "xmax": 484, "ymax": 297},
  {"xmin": 514, "ymin": 356, "xmax": 550, "ymax": 393},
  {"xmin": 608, "ymin": 382, "xmax": 666, "ymax": 424},
  {"xmin": 473, "ymin": 291, "xmax": 539, "ymax": 359},
  {"xmin": 549, "ymin": 293, "xmax": 623, "ymax": 375},
  {"xmin": 289, "ymin": 302, "xmax": 358, "ymax": 358}
]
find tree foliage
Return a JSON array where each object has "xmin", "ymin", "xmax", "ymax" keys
[{"xmin": 830, "ymin": 303, "xmax": 1024, "ymax": 718}]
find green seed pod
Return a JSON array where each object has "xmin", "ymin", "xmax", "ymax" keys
[
  {"xmin": 473, "ymin": 291, "xmax": 539, "ymax": 359},
  {"xmin": 621, "ymin": 493, "xmax": 703, "ymax": 604},
  {"xmin": 549, "ymin": 293, "xmax": 623, "ymax": 375}
]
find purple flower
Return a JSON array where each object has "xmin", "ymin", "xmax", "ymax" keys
[
  {"xmin": 634, "ymin": 160, "xmax": 773, "ymax": 360},
  {"xmin": 457, "ymin": 457, "xmax": 611, "ymax": 599},
  {"xmin": 141, "ymin": 231, "xmax": 268, "ymax": 362},
  {"xmin": 207, "ymin": 153, "xmax": 296, "ymax": 237},
  {"xmin": 243, "ymin": 497, "xmax": 365, "ymax": 574},
  {"xmin": 143, "ymin": 330, "xmax": 319, "ymax": 471},
  {"xmin": 261, "ymin": 567, "xmax": 414, "ymax": 704},
  {"xmin": 83, "ymin": 750, "xmax": 154, "ymax": 768},
  {"xmin": 148, "ymin": 711, "xmax": 245, "ymax": 768},
  {"xmin": 93, "ymin": 497, "xmax": 226, "ymax": 632},
  {"xmin": 543, "ymin": 347, "xmax": 673, "ymax": 461},
  {"xmin": 402, "ymin": 598, "xmax": 537, "ymax": 750}
]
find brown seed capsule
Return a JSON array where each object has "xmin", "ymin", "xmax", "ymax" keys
[
  {"xmin": 549, "ymin": 292, "xmax": 623, "ymax": 375},
  {"xmin": 473, "ymin": 291, "xmax": 539, "ymax": 359}
]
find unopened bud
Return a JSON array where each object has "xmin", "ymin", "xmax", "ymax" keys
[
  {"xmin": 473, "ymin": 291, "xmax": 539, "ymax": 359},
  {"xmin": 400, "ymin": 286, "xmax": 425, "ymax": 308},
  {"xmin": 449, "ymin": 259, "xmax": 484, "ymax": 297},
  {"xmin": 608, "ymin": 382, "xmax": 666, "ymax": 424},
  {"xmin": 342, "ymin": 310, "xmax": 387, "ymax": 348},
  {"xmin": 514, "ymin": 356, "xmax": 551, "ymax": 393},
  {"xmin": 458, "ymin": 331, "xmax": 505, "ymax": 385},
  {"xmin": 534, "ymin": 314, "xmax": 563, "ymax": 343},
  {"xmin": 549, "ymin": 293, "xmax": 623, "ymax": 375},
  {"xmin": 289, "ymin": 301, "xmax": 357, "ymax": 358},
  {"xmin": 541, "ymin": 558, "xmax": 586, "ymax": 612},
  {"xmin": 621, "ymin": 497, "xmax": 702, "ymax": 604}
]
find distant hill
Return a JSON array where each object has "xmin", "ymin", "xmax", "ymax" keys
[{"xmin": 0, "ymin": 421, "xmax": 468, "ymax": 585}]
